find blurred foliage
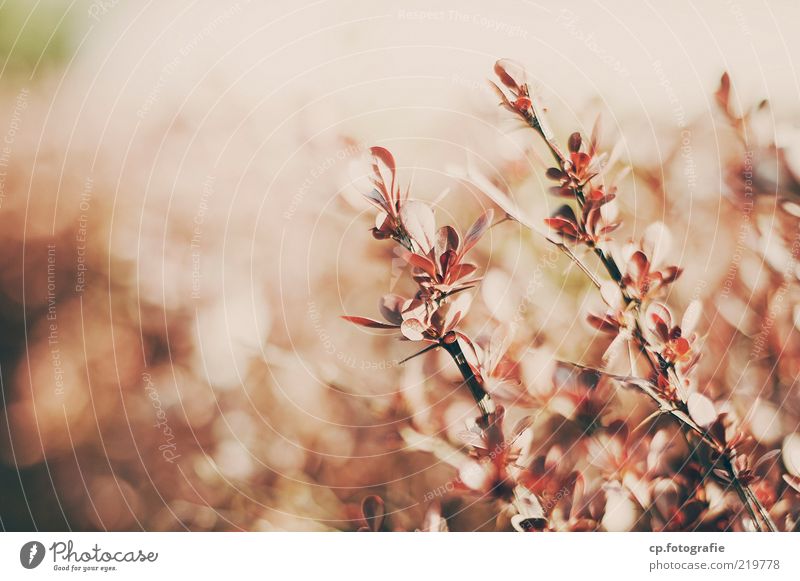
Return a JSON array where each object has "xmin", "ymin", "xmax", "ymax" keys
[{"xmin": 0, "ymin": 0, "xmax": 74, "ymax": 76}]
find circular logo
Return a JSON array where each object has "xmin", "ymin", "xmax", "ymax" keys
[{"xmin": 19, "ymin": 541, "xmax": 46, "ymax": 569}]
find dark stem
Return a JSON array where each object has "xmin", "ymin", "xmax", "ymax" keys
[{"xmin": 441, "ymin": 339, "xmax": 496, "ymax": 419}]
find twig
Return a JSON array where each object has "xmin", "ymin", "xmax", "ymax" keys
[{"xmin": 441, "ymin": 338, "xmax": 496, "ymax": 419}]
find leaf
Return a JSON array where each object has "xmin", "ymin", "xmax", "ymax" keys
[
  {"xmin": 448, "ymin": 164, "xmax": 534, "ymax": 228},
  {"xmin": 488, "ymin": 80, "xmax": 514, "ymax": 112},
  {"xmin": 436, "ymin": 225, "xmax": 461, "ymax": 257},
  {"xmin": 590, "ymin": 115, "xmax": 601, "ymax": 156},
  {"xmin": 587, "ymin": 313, "xmax": 620, "ymax": 334},
  {"xmin": 568, "ymin": 132, "xmax": 582, "ymax": 153},
  {"xmin": 713, "ymin": 468, "xmax": 732, "ymax": 483},
  {"xmin": 374, "ymin": 210, "xmax": 389, "ymax": 230},
  {"xmin": 642, "ymin": 222, "xmax": 672, "ymax": 266},
  {"xmin": 783, "ymin": 474, "xmax": 800, "ymax": 493},
  {"xmin": 364, "ymin": 189, "xmax": 391, "ymax": 214},
  {"xmin": 549, "ymin": 185, "xmax": 575, "ymax": 198},
  {"xmin": 687, "ymin": 393, "xmax": 717, "ymax": 428},
  {"xmin": 753, "ymin": 449, "xmax": 781, "ymax": 473},
  {"xmin": 439, "ymin": 292, "xmax": 473, "ymax": 333},
  {"xmin": 400, "ymin": 318, "xmax": 428, "ymax": 341},
  {"xmin": 370, "ymin": 146, "xmax": 396, "ymax": 202},
  {"xmin": 628, "ymin": 250, "xmax": 649, "ymax": 283},
  {"xmin": 379, "ymin": 294, "xmax": 406, "ymax": 325},
  {"xmin": 716, "ymin": 72, "xmax": 731, "ymax": 111},
  {"xmin": 448, "ymin": 263, "xmax": 478, "ymax": 282},
  {"xmin": 544, "ymin": 217, "xmax": 579, "ymax": 240},
  {"xmin": 400, "ymin": 200, "xmax": 436, "ymax": 254},
  {"xmin": 462, "ymin": 209, "xmax": 494, "ymax": 255},
  {"xmin": 494, "ymin": 59, "xmax": 523, "ymax": 90},
  {"xmin": 402, "ymin": 250, "xmax": 438, "ymax": 279},
  {"xmin": 600, "ymin": 281, "xmax": 625, "ymax": 310},
  {"xmin": 341, "ymin": 316, "xmax": 398, "ymax": 329},
  {"xmin": 646, "ymin": 302, "xmax": 673, "ymax": 333},
  {"xmin": 681, "ymin": 299, "xmax": 703, "ymax": 336},
  {"xmin": 782, "ymin": 433, "xmax": 800, "ymax": 477}
]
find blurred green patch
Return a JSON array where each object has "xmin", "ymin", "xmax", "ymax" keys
[{"xmin": 0, "ymin": 0, "xmax": 74, "ymax": 76}]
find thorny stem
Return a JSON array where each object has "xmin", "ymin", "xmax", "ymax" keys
[{"xmin": 521, "ymin": 110, "xmax": 777, "ymax": 532}]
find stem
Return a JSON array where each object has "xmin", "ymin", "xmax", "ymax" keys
[
  {"xmin": 441, "ymin": 338, "xmax": 507, "ymax": 455},
  {"xmin": 441, "ymin": 339, "xmax": 496, "ymax": 419}
]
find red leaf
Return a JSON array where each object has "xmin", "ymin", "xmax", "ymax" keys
[
  {"xmin": 363, "ymin": 189, "xmax": 391, "ymax": 214},
  {"xmin": 462, "ymin": 208, "xmax": 494, "ymax": 255},
  {"xmin": 628, "ymin": 251, "xmax": 650, "ymax": 283},
  {"xmin": 587, "ymin": 313, "xmax": 620, "ymax": 334},
  {"xmin": 436, "ymin": 225, "xmax": 461, "ymax": 257},
  {"xmin": 544, "ymin": 217, "xmax": 579, "ymax": 239},
  {"xmin": 400, "ymin": 200, "xmax": 436, "ymax": 254},
  {"xmin": 549, "ymin": 185, "xmax": 575, "ymax": 198},
  {"xmin": 448, "ymin": 263, "xmax": 478, "ymax": 282},
  {"xmin": 341, "ymin": 316, "xmax": 398, "ymax": 329},
  {"xmin": 715, "ymin": 72, "xmax": 731, "ymax": 111},
  {"xmin": 379, "ymin": 294, "xmax": 406, "ymax": 325},
  {"xmin": 402, "ymin": 250, "xmax": 438, "ymax": 279},
  {"xmin": 370, "ymin": 146, "xmax": 396, "ymax": 200},
  {"xmin": 568, "ymin": 132, "xmax": 582, "ymax": 153},
  {"xmin": 494, "ymin": 60, "xmax": 520, "ymax": 90}
]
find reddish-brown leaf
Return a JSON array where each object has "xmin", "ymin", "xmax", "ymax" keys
[
  {"xmin": 400, "ymin": 200, "xmax": 436, "ymax": 254},
  {"xmin": 370, "ymin": 146, "xmax": 396, "ymax": 202},
  {"xmin": 494, "ymin": 59, "xmax": 520, "ymax": 90},
  {"xmin": 568, "ymin": 132, "xmax": 582, "ymax": 154},
  {"xmin": 462, "ymin": 208, "xmax": 494, "ymax": 255},
  {"xmin": 342, "ymin": 316, "xmax": 398, "ymax": 329},
  {"xmin": 379, "ymin": 294, "xmax": 406, "ymax": 325}
]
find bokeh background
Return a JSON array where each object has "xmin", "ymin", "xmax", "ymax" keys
[{"xmin": 1, "ymin": 0, "xmax": 799, "ymax": 531}]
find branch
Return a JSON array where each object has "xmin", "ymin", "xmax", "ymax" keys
[{"xmin": 516, "ymin": 107, "xmax": 776, "ymax": 532}]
